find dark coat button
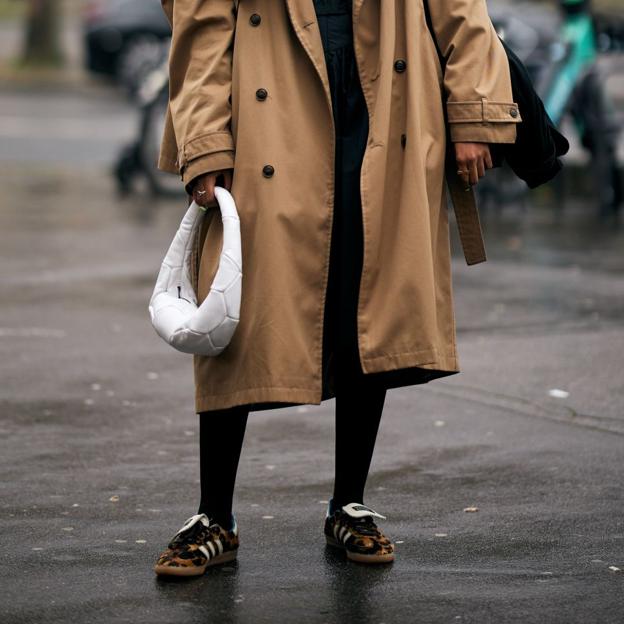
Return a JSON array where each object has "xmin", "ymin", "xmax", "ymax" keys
[
  {"xmin": 394, "ymin": 59, "xmax": 407, "ymax": 73},
  {"xmin": 250, "ymin": 13, "xmax": 261, "ymax": 26},
  {"xmin": 262, "ymin": 164, "xmax": 274, "ymax": 177},
  {"xmin": 510, "ymin": 108, "xmax": 518, "ymax": 118},
  {"xmin": 400, "ymin": 133, "xmax": 407, "ymax": 148},
  {"xmin": 256, "ymin": 88, "xmax": 268, "ymax": 101}
]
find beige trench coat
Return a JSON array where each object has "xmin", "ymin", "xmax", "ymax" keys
[{"xmin": 157, "ymin": 0, "xmax": 521, "ymax": 413}]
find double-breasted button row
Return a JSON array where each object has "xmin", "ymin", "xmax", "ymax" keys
[
  {"xmin": 394, "ymin": 58, "xmax": 407, "ymax": 73},
  {"xmin": 250, "ymin": 13, "xmax": 270, "ymax": 178}
]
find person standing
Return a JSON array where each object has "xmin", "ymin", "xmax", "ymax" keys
[{"xmin": 153, "ymin": 0, "xmax": 520, "ymax": 576}]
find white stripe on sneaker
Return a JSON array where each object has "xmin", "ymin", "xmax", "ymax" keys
[
  {"xmin": 342, "ymin": 530, "xmax": 353, "ymax": 543},
  {"xmin": 206, "ymin": 541, "xmax": 216, "ymax": 558},
  {"xmin": 198, "ymin": 545, "xmax": 211, "ymax": 559},
  {"xmin": 215, "ymin": 538, "xmax": 224, "ymax": 554}
]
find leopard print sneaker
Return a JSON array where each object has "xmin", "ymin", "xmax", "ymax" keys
[
  {"xmin": 324, "ymin": 501, "xmax": 395, "ymax": 564},
  {"xmin": 154, "ymin": 512, "xmax": 239, "ymax": 576}
]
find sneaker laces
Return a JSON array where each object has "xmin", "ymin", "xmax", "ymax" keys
[
  {"xmin": 343, "ymin": 515, "xmax": 381, "ymax": 537},
  {"xmin": 168, "ymin": 513, "xmax": 219, "ymax": 548},
  {"xmin": 337, "ymin": 503, "xmax": 387, "ymax": 537}
]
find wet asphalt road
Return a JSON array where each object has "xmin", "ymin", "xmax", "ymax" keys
[{"xmin": 1, "ymin": 85, "xmax": 623, "ymax": 623}]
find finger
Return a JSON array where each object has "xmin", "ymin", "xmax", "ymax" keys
[
  {"xmin": 205, "ymin": 176, "xmax": 216, "ymax": 204},
  {"xmin": 456, "ymin": 159, "xmax": 469, "ymax": 186},
  {"xmin": 198, "ymin": 175, "xmax": 219, "ymax": 206},
  {"xmin": 193, "ymin": 181, "xmax": 209, "ymax": 207},
  {"xmin": 469, "ymin": 159, "xmax": 479, "ymax": 186},
  {"xmin": 192, "ymin": 181, "xmax": 202, "ymax": 205},
  {"xmin": 477, "ymin": 155, "xmax": 486, "ymax": 179},
  {"xmin": 194, "ymin": 179, "xmax": 213, "ymax": 207},
  {"xmin": 484, "ymin": 147, "xmax": 493, "ymax": 169}
]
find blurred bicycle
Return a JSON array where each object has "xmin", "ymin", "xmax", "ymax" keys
[
  {"xmin": 479, "ymin": 0, "xmax": 622, "ymax": 219},
  {"xmin": 113, "ymin": 38, "xmax": 184, "ymax": 198}
]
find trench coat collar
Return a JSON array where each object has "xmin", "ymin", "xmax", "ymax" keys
[{"xmin": 284, "ymin": 0, "xmax": 366, "ymax": 112}]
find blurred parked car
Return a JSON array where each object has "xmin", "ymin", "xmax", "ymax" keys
[{"xmin": 82, "ymin": 0, "xmax": 171, "ymax": 96}]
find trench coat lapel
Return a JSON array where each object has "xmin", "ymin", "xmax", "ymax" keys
[
  {"xmin": 284, "ymin": 0, "xmax": 330, "ymax": 107},
  {"xmin": 283, "ymin": 0, "xmax": 485, "ymax": 266},
  {"xmin": 284, "ymin": 0, "xmax": 368, "ymax": 118}
]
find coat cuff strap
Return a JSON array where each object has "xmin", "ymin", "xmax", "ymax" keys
[
  {"xmin": 177, "ymin": 130, "xmax": 235, "ymax": 171},
  {"xmin": 446, "ymin": 98, "xmax": 521, "ymax": 144},
  {"xmin": 181, "ymin": 150, "xmax": 235, "ymax": 195},
  {"xmin": 447, "ymin": 98, "xmax": 522, "ymax": 123}
]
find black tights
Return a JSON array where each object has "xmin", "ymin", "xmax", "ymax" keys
[
  {"xmin": 197, "ymin": 404, "xmax": 249, "ymax": 528},
  {"xmin": 197, "ymin": 378, "xmax": 386, "ymax": 527}
]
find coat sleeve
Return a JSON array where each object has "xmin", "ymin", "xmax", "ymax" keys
[
  {"xmin": 427, "ymin": 0, "xmax": 521, "ymax": 143},
  {"xmin": 161, "ymin": 0, "xmax": 236, "ymax": 192}
]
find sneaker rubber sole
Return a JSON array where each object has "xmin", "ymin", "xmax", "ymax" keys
[
  {"xmin": 154, "ymin": 548, "xmax": 238, "ymax": 577},
  {"xmin": 325, "ymin": 534, "xmax": 395, "ymax": 564}
]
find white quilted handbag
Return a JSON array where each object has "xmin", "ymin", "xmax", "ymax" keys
[{"xmin": 148, "ymin": 186, "xmax": 242, "ymax": 356}]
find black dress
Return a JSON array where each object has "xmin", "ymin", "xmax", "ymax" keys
[{"xmin": 314, "ymin": 0, "xmax": 370, "ymax": 399}]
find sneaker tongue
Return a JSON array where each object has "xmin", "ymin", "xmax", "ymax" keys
[
  {"xmin": 176, "ymin": 513, "xmax": 210, "ymax": 536},
  {"xmin": 341, "ymin": 502, "xmax": 387, "ymax": 520}
]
